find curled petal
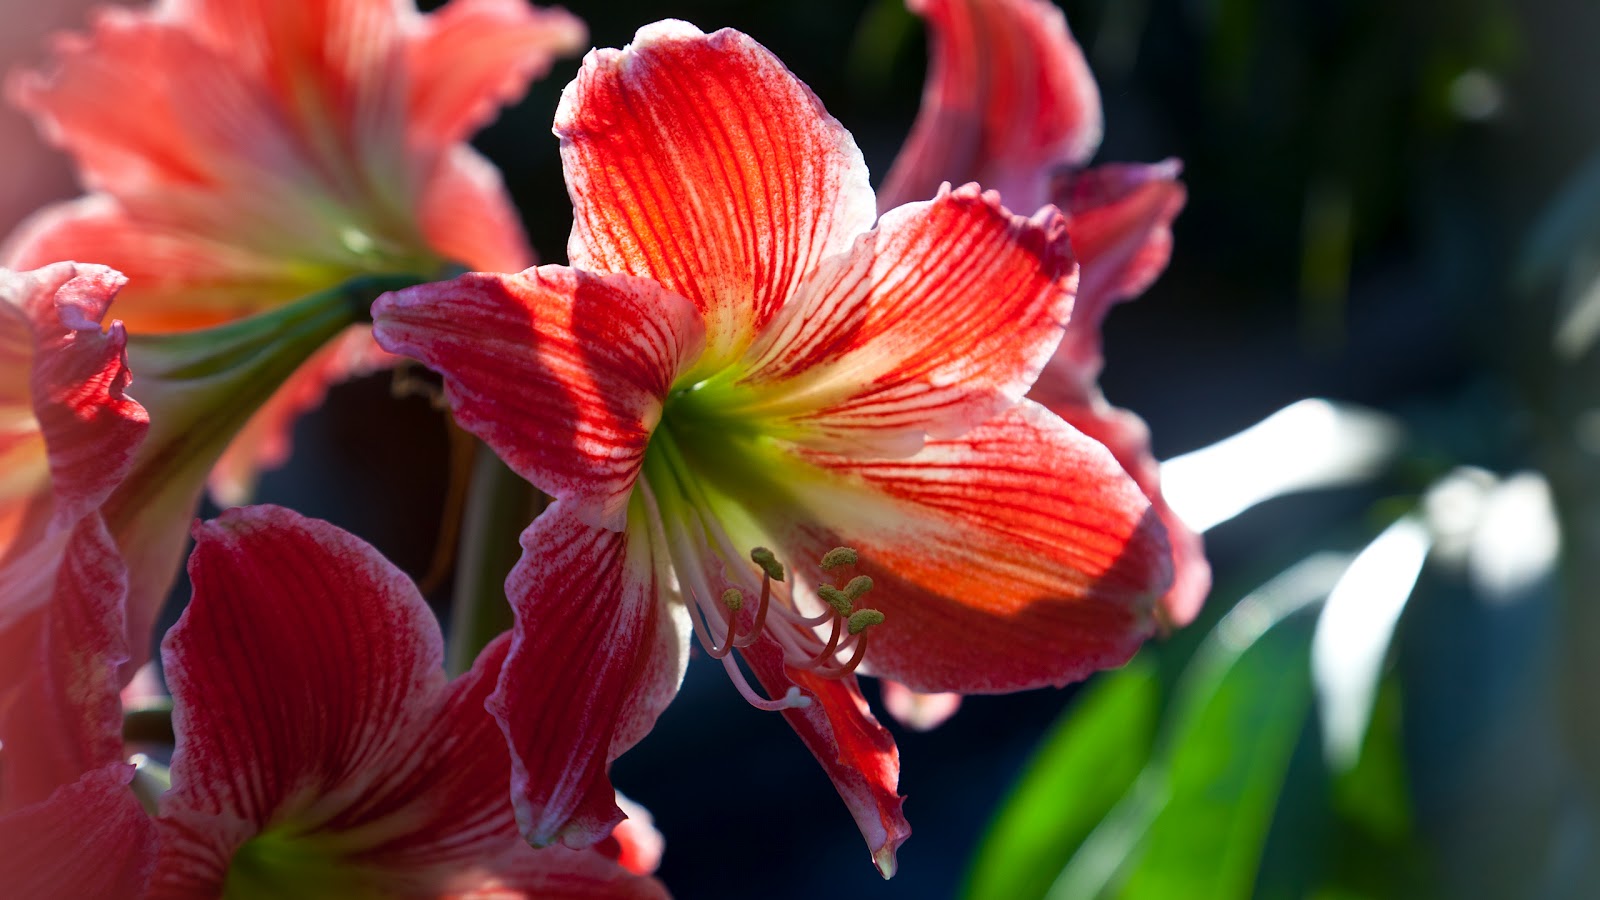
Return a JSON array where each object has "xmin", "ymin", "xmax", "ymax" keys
[
  {"xmin": 374, "ymin": 268, "xmax": 705, "ymax": 531},
  {"xmin": 1042, "ymin": 160, "xmax": 1186, "ymax": 390},
  {"xmin": 558, "ymin": 20, "xmax": 877, "ymax": 368},
  {"xmin": 487, "ymin": 501, "xmax": 688, "ymax": 849},
  {"xmin": 878, "ymin": 0, "xmax": 1102, "ymax": 212},
  {"xmin": 736, "ymin": 182, "xmax": 1075, "ymax": 457},
  {"xmin": 779, "ymin": 401, "xmax": 1171, "ymax": 693},
  {"xmin": 740, "ymin": 634, "xmax": 909, "ymax": 879}
]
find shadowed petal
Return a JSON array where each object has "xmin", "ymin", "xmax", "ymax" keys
[
  {"xmin": 878, "ymin": 0, "xmax": 1102, "ymax": 213},
  {"xmin": 419, "ymin": 145, "xmax": 537, "ymax": 274},
  {"xmin": 774, "ymin": 402, "xmax": 1170, "ymax": 693},
  {"xmin": 735, "ymin": 183, "xmax": 1075, "ymax": 457},
  {"xmin": 741, "ymin": 634, "xmax": 909, "ymax": 879},
  {"xmin": 0, "ymin": 763, "xmax": 157, "ymax": 898},
  {"xmin": 487, "ymin": 501, "xmax": 688, "ymax": 850},
  {"xmin": 374, "ymin": 267, "xmax": 705, "ymax": 531},
  {"xmin": 558, "ymin": 20, "xmax": 876, "ymax": 368}
]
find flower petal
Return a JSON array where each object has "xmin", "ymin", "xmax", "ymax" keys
[
  {"xmin": 456, "ymin": 845, "xmax": 670, "ymax": 900},
  {"xmin": 879, "ymin": 680, "xmax": 962, "ymax": 732},
  {"xmin": 373, "ymin": 267, "xmax": 705, "ymax": 531},
  {"xmin": 0, "ymin": 516, "xmax": 130, "ymax": 809},
  {"xmin": 777, "ymin": 401, "xmax": 1170, "ymax": 693},
  {"xmin": 0, "ymin": 763, "xmax": 157, "ymax": 898},
  {"xmin": 406, "ymin": 0, "xmax": 587, "ymax": 148},
  {"xmin": 1041, "ymin": 161, "xmax": 1186, "ymax": 390},
  {"xmin": 155, "ymin": 505, "xmax": 451, "ymax": 893},
  {"xmin": 878, "ymin": 0, "xmax": 1102, "ymax": 213},
  {"xmin": 419, "ymin": 145, "xmax": 537, "ymax": 273},
  {"xmin": 735, "ymin": 182, "xmax": 1075, "ymax": 457},
  {"xmin": 558, "ymin": 21, "xmax": 877, "ymax": 367},
  {"xmin": 740, "ymin": 634, "xmax": 909, "ymax": 879},
  {"xmin": 487, "ymin": 500, "xmax": 688, "ymax": 849},
  {"xmin": 6, "ymin": 262, "xmax": 147, "ymax": 526},
  {"xmin": 1035, "ymin": 394, "xmax": 1210, "ymax": 629}
]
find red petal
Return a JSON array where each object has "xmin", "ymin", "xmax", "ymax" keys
[
  {"xmin": 487, "ymin": 501, "xmax": 687, "ymax": 849},
  {"xmin": 373, "ymin": 268, "xmax": 705, "ymax": 531},
  {"xmin": 1035, "ymin": 395, "xmax": 1210, "ymax": 629},
  {"xmin": 419, "ymin": 145, "xmax": 537, "ymax": 274},
  {"xmin": 407, "ymin": 0, "xmax": 587, "ymax": 148},
  {"xmin": 741, "ymin": 634, "xmax": 909, "ymax": 878},
  {"xmin": 0, "ymin": 763, "xmax": 157, "ymax": 897},
  {"xmin": 784, "ymin": 401, "xmax": 1170, "ymax": 693},
  {"xmin": 1, "ymin": 516, "xmax": 129, "ymax": 809},
  {"xmin": 737, "ymin": 182, "xmax": 1075, "ymax": 457},
  {"xmin": 878, "ymin": 0, "xmax": 1102, "ymax": 212},
  {"xmin": 8, "ymin": 263, "xmax": 147, "ymax": 526},
  {"xmin": 155, "ymin": 505, "xmax": 453, "ymax": 892},
  {"xmin": 1041, "ymin": 161, "xmax": 1186, "ymax": 389},
  {"xmin": 558, "ymin": 21, "xmax": 877, "ymax": 367}
]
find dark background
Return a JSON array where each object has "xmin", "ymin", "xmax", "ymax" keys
[{"xmin": 239, "ymin": 0, "xmax": 1599, "ymax": 896}]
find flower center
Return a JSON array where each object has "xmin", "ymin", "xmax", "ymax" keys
[
  {"xmin": 638, "ymin": 418, "xmax": 886, "ymax": 712},
  {"xmin": 223, "ymin": 830, "xmax": 373, "ymax": 900}
]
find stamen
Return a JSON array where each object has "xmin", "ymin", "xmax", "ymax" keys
[
  {"xmin": 843, "ymin": 575, "xmax": 873, "ymax": 602},
  {"xmin": 847, "ymin": 608, "xmax": 885, "ymax": 634},
  {"xmin": 733, "ymin": 570, "xmax": 772, "ymax": 649},
  {"xmin": 721, "ymin": 654, "xmax": 812, "ymax": 710},
  {"xmin": 817, "ymin": 584, "xmax": 854, "ymax": 616},
  {"xmin": 798, "ymin": 615, "xmax": 843, "ymax": 669},
  {"xmin": 820, "ymin": 547, "xmax": 859, "ymax": 569},
  {"xmin": 750, "ymin": 547, "xmax": 785, "ymax": 582},
  {"xmin": 721, "ymin": 588, "xmax": 744, "ymax": 612},
  {"xmin": 815, "ymin": 631, "xmax": 873, "ymax": 679}
]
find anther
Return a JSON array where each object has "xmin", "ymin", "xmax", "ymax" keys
[
  {"xmin": 847, "ymin": 608, "xmax": 885, "ymax": 635},
  {"xmin": 843, "ymin": 575, "xmax": 873, "ymax": 602},
  {"xmin": 820, "ymin": 547, "xmax": 859, "ymax": 570},
  {"xmin": 721, "ymin": 588, "xmax": 744, "ymax": 612},
  {"xmin": 750, "ymin": 547, "xmax": 785, "ymax": 582},
  {"xmin": 817, "ymin": 584, "xmax": 854, "ymax": 616}
]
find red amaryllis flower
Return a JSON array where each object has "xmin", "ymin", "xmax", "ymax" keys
[
  {"xmin": 152, "ymin": 505, "xmax": 665, "ymax": 899},
  {"xmin": 879, "ymin": 0, "xmax": 1208, "ymax": 632},
  {"xmin": 5, "ymin": 0, "xmax": 586, "ymax": 502},
  {"xmin": 373, "ymin": 21, "xmax": 1171, "ymax": 876}
]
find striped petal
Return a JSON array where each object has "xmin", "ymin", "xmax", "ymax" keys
[
  {"xmin": 773, "ymin": 402, "xmax": 1171, "ymax": 693},
  {"xmin": 373, "ymin": 267, "xmax": 706, "ymax": 531},
  {"xmin": 0, "ymin": 763, "xmax": 157, "ymax": 899},
  {"xmin": 487, "ymin": 500, "xmax": 688, "ymax": 850},
  {"xmin": 558, "ymin": 20, "xmax": 877, "ymax": 369},
  {"xmin": 732, "ymin": 182, "xmax": 1075, "ymax": 457},
  {"xmin": 741, "ymin": 634, "xmax": 909, "ymax": 879},
  {"xmin": 878, "ymin": 0, "xmax": 1102, "ymax": 213}
]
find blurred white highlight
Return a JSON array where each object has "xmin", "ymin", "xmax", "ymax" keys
[
  {"xmin": 1311, "ymin": 516, "xmax": 1431, "ymax": 771},
  {"xmin": 1161, "ymin": 399, "xmax": 1404, "ymax": 533}
]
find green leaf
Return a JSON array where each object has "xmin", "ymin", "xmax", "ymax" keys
[
  {"xmin": 961, "ymin": 660, "xmax": 1161, "ymax": 900},
  {"xmin": 1044, "ymin": 554, "xmax": 1350, "ymax": 900}
]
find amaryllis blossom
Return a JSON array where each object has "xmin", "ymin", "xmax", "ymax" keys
[
  {"xmin": 153, "ymin": 505, "xmax": 666, "ymax": 899},
  {"xmin": 5, "ymin": 0, "xmax": 587, "ymax": 502},
  {"xmin": 880, "ymin": 0, "xmax": 1208, "ymax": 632},
  {"xmin": 373, "ymin": 21, "xmax": 1172, "ymax": 876}
]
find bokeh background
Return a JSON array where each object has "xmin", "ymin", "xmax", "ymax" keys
[{"xmin": 10, "ymin": 0, "xmax": 1600, "ymax": 896}]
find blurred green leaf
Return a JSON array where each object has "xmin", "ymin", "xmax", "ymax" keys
[
  {"xmin": 1116, "ymin": 606, "xmax": 1318, "ymax": 898},
  {"xmin": 962, "ymin": 661, "xmax": 1161, "ymax": 900},
  {"xmin": 1043, "ymin": 555, "xmax": 1349, "ymax": 900}
]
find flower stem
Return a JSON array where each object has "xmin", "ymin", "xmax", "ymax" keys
[{"xmin": 446, "ymin": 440, "xmax": 544, "ymax": 675}]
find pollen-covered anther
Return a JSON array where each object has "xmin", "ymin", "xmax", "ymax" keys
[
  {"xmin": 721, "ymin": 588, "xmax": 744, "ymax": 612},
  {"xmin": 750, "ymin": 547, "xmax": 785, "ymax": 582},
  {"xmin": 847, "ymin": 608, "xmax": 885, "ymax": 635},
  {"xmin": 843, "ymin": 575, "xmax": 873, "ymax": 602},
  {"xmin": 820, "ymin": 546, "xmax": 859, "ymax": 569},
  {"xmin": 817, "ymin": 583, "xmax": 854, "ymax": 616}
]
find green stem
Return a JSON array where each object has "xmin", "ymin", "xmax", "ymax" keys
[{"xmin": 447, "ymin": 441, "xmax": 545, "ymax": 675}]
